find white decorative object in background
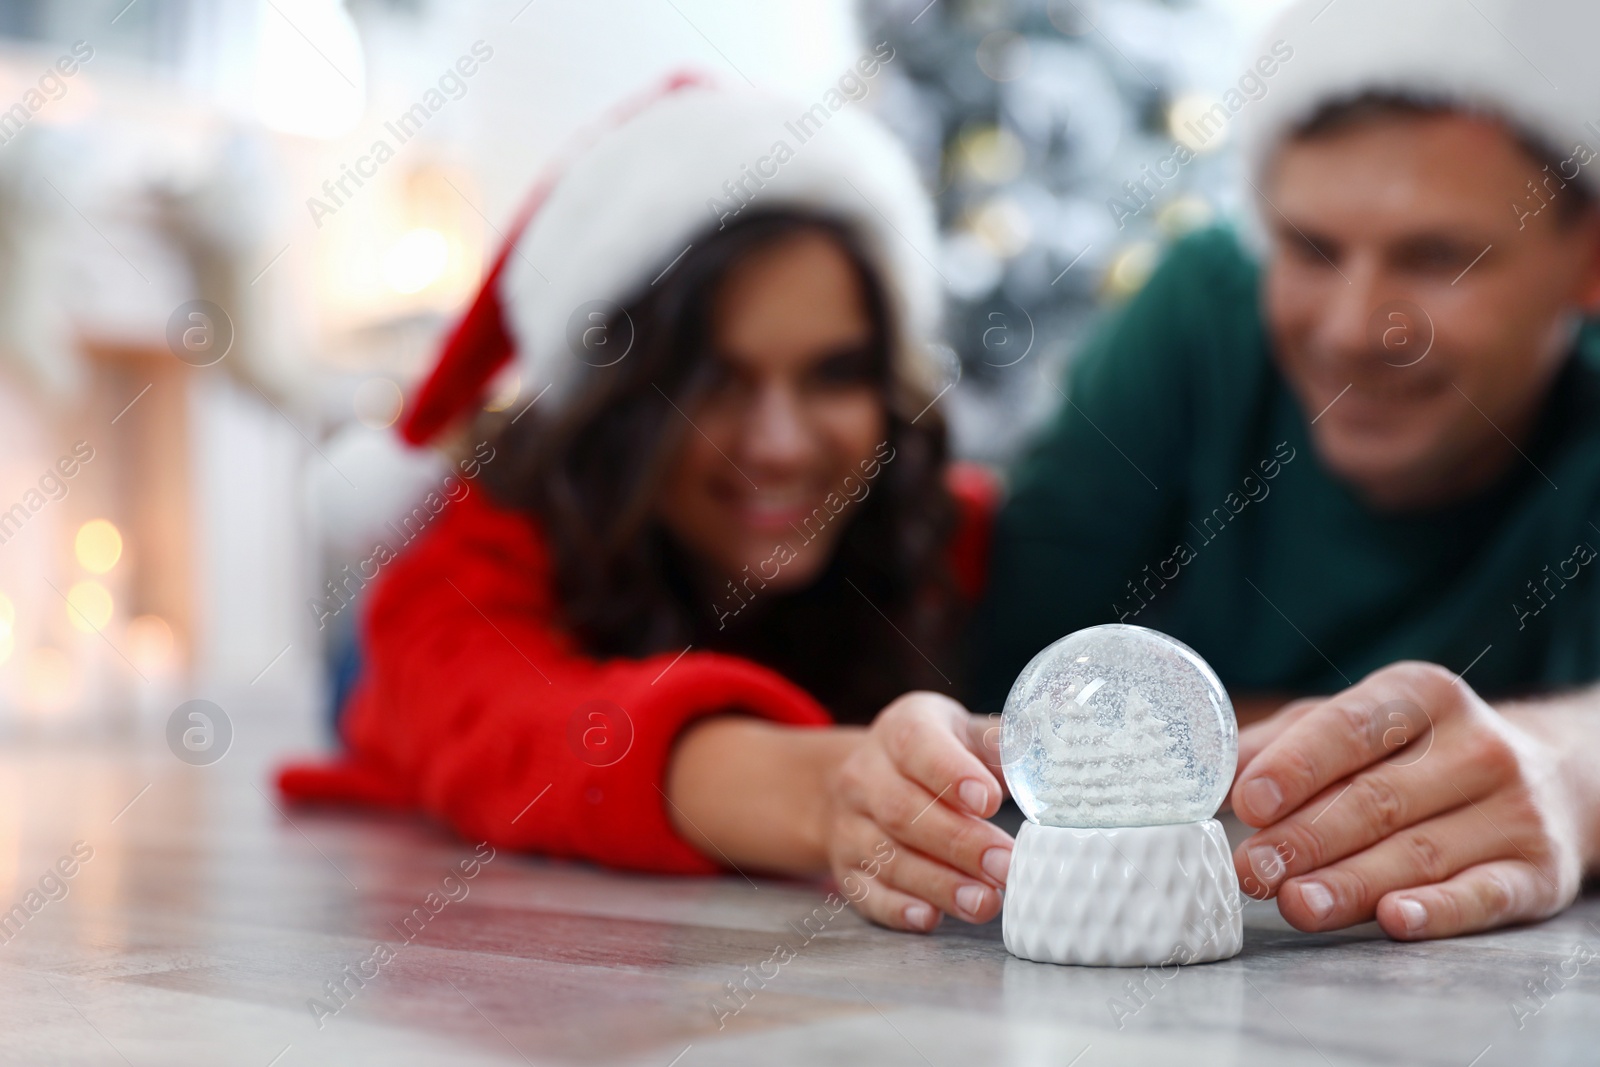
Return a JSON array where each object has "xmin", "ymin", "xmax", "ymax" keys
[
  {"xmin": 1001, "ymin": 624, "xmax": 1243, "ymax": 967},
  {"xmin": 0, "ymin": 131, "xmax": 79, "ymax": 400}
]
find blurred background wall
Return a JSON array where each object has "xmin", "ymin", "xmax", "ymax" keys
[{"xmin": 0, "ymin": 0, "xmax": 1292, "ymax": 737}]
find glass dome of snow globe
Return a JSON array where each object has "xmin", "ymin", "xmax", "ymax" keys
[{"xmin": 1000, "ymin": 624, "xmax": 1236, "ymax": 828}]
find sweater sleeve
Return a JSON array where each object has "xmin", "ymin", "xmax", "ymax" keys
[{"xmin": 277, "ymin": 491, "xmax": 831, "ymax": 875}]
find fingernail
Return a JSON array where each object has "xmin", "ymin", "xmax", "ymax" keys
[
  {"xmin": 1241, "ymin": 777, "xmax": 1284, "ymax": 822},
  {"xmin": 1299, "ymin": 881, "xmax": 1334, "ymax": 921},
  {"xmin": 1247, "ymin": 844, "xmax": 1286, "ymax": 887},
  {"xmin": 903, "ymin": 902, "xmax": 935, "ymax": 930},
  {"xmin": 1394, "ymin": 897, "xmax": 1427, "ymax": 935},
  {"xmin": 981, "ymin": 846, "xmax": 1012, "ymax": 884},
  {"xmin": 955, "ymin": 884, "xmax": 986, "ymax": 918},
  {"xmin": 958, "ymin": 779, "xmax": 989, "ymax": 815}
]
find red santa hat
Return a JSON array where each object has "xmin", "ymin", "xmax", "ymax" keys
[
  {"xmin": 1238, "ymin": 0, "xmax": 1600, "ymax": 202},
  {"xmin": 316, "ymin": 74, "xmax": 942, "ymax": 561}
]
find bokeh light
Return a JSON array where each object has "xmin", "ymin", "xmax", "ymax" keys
[
  {"xmin": 67, "ymin": 581, "xmax": 114, "ymax": 633},
  {"xmin": 957, "ymin": 124, "xmax": 1027, "ymax": 186},
  {"xmin": 1169, "ymin": 93, "xmax": 1233, "ymax": 153},
  {"xmin": 484, "ymin": 372, "xmax": 521, "ymax": 414},
  {"xmin": 127, "ymin": 615, "xmax": 177, "ymax": 675},
  {"xmin": 382, "ymin": 228, "xmax": 450, "ymax": 294},
  {"xmin": 253, "ymin": 0, "xmax": 365, "ymax": 139},
  {"xmin": 353, "ymin": 377, "xmax": 404, "ymax": 429},
  {"xmin": 970, "ymin": 196, "xmax": 1033, "ymax": 259},
  {"xmin": 1158, "ymin": 195, "xmax": 1217, "ymax": 236},
  {"xmin": 75, "ymin": 519, "xmax": 123, "ymax": 574},
  {"xmin": 976, "ymin": 31, "xmax": 1030, "ymax": 82},
  {"xmin": 1104, "ymin": 242, "xmax": 1160, "ymax": 299},
  {"xmin": 1046, "ymin": 0, "xmax": 1099, "ymax": 35},
  {"xmin": 25, "ymin": 647, "xmax": 72, "ymax": 713}
]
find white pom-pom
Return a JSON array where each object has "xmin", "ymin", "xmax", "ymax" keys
[{"xmin": 308, "ymin": 423, "xmax": 450, "ymax": 563}]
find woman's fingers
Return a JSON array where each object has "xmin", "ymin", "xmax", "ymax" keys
[
  {"xmin": 844, "ymin": 871, "xmax": 945, "ymax": 932},
  {"xmin": 832, "ymin": 740, "xmax": 1012, "ymax": 892},
  {"xmin": 1376, "ymin": 860, "xmax": 1559, "ymax": 941},
  {"xmin": 875, "ymin": 841, "xmax": 1003, "ymax": 926},
  {"xmin": 872, "ymin": 768, "xmax": 1013, "ymax": 888},
  {"xmin": 967, "ymin": 713, "xmax": 1009, "ymax": 796},
  {"xmin": 832, "ymin": 693, "xmax": 1023, "ymax": 932},
  {"xmin": 877, "ymin": 692, "xmax": 1003, "ymax": 818},
  {"xmin": 829, "ymin": 815, "xmax": 1000, "ymax": 932}
]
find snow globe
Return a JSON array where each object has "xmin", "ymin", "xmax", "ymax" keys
[{"xmin": 1000, "ymin": 625, "xmax": 1244, "ymax": 966}]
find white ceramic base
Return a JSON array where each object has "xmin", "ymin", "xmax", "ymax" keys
[{"xmin": 1003, "ymin": 819, "xmax": 1243, "ymax": 967}]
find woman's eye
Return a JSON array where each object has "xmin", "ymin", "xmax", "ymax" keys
[
  {"xmin": 809, "ymin": 349, "xmax": 876, "ymax": 388},
  {"xmin": 701, "ymin": 360, "xmax": 741, "ymax": 395}
]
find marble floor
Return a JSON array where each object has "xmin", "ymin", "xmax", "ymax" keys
[{"xmin": 0, "ymin": 707, "xmax": 1596, "ymax": 1067}]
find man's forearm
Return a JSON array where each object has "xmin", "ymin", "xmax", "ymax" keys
[{"xmin": 1499, "ymin": 687, "xmax": 1600, "ymax": 872}]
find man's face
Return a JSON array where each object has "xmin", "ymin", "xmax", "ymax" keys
[{"xmin": 1263, "ymin": 113, "xmax": 1600, "ymax": 510}]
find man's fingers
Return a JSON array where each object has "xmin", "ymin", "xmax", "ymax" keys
[
  {"xmin": 1272, "ymin": 798, "xmax": 1544, "ymax": 931},
  {"xmin": 875, "ymin": 841, "xmax": 1003, "ymax": 925},
  {"xmin": 1376, "ymin": 860, "xmax": 1561, "ymax": 941},
  {"xmin": 1235, "ymin": 698, "xmax": 1320, "ymax": 775},
  {"xmin": 1233, "ymin": 747, "xmax": 1505, "ymax": 896},
  {"xmin": 880, "ymin": 693, "xmax": 1003, "ymax": 818},
  {"xmin": 1226, "ymin": 699, "xmax": 1319, "ymax": 814},
  {"xmin": 1232, "ymin": 664, "xmax": 1456, "ymax": 827}
]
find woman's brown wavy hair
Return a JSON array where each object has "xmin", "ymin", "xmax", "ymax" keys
[{"xmin": 480, "ymin": 209, "xmax": 962, "ymax": 723}]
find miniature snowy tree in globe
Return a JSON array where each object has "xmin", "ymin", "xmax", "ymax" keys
[
  {"xmin": 1110, "ymin": 689, "xmax": 1196, "ymax": 812},
  {"xmin": 1000, "ymin": 625, "xmax": 1245, "ymax": 968},
  {"xmin": 1031, "ymin": 686, "xmax": 1196, "ymax": 825}
]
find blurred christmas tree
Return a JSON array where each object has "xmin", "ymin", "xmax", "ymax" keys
[{"xmin": 861, "ymin": 0, "xmax": 1277, "ymax": 463}]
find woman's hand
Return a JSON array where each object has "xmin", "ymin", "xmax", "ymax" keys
[
  {"xmin": 1230, "ymin": 662, "xmax": 1594, "ymax": 940},
  {"xmin": 664, "ymin": 693, "xmax": 1012, "ymax": 933},
  {"xmin": 820, "ymin": 692, "xmax": 1013, "ymax": 932}
]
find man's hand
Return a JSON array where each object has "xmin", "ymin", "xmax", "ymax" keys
[
  {"xmin": 821, "ymin": 692, "xmax": 1013, "ymax": 932},
  {"xmin": 1230, "ymin": 662, "xmax": 1589, "ymax": 940}
]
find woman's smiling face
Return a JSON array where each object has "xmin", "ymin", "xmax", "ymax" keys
[{"xmin": 655, "ymin": 228, "xmax": 888, "ymax": 592}]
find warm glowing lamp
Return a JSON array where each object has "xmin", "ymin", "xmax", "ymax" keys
[{"xmin": 75, "ymin": 519, "xmax": 123, "ymax": 574}]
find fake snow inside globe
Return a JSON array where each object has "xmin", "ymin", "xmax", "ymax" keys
[{"xmin": 1000, "ymin": 625, "xmax": 1245, "ymax": 967}]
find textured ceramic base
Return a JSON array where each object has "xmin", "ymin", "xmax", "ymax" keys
[{"xmin": 1003, "ymin": 819, "xmax": 1243, "ymax": 967}]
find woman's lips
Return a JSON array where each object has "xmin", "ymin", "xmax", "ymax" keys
[{"xmin": 722, "ymin": 487, "xmax": 823, "ymax": 534}]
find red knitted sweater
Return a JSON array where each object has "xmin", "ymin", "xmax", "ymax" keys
[{"xmin": 277, "ymin": 465, "xmax": 998, "ymax": 875}]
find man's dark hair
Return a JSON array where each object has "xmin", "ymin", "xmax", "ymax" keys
[{"xmin": 1291, "ymin": 91, "xmax": 1597, "ymax": 226}]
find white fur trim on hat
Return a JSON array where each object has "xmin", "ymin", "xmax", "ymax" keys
[
  {"xmin": 1239, "ymin": 0, "xmax": 1600, "ymax": 201},
  {"xmin": 499, "ymin": 85, "xmax": 943, "ymax": 403},
  {"xmin": 310, "ymin": 422, "xmax": 450, "ymax": 564}
]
